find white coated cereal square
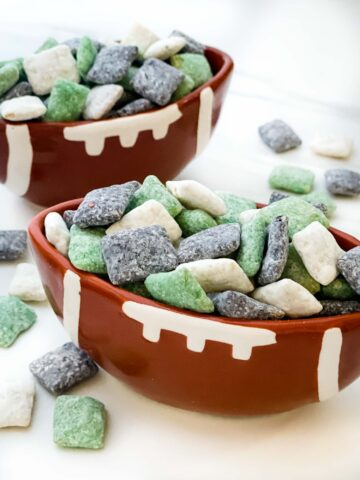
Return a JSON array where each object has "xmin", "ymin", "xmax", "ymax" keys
[
  {"xmin": 83, "ymin": 84, "xmax": 124, "ymax": 120},
  {"xmin": 9, "ymin": 263, "xmax": 46, "ymax": 302},
  {"xmin": 24, "ymin": 45, "xmax": 80, "ymax": 96},
  {"xmin": 0, "ymin": 375, "xmax": 35, "ymax": 428},
  {"xmin": 0, "ymin": 96, "xmax": 46, "ymax": 121},
  {"xmin": 144, "ymin": 36, "xmax": 186, "ymax": 60},
  {"xmin": 292, "ymin": 221, "xmax": 343, "ymax": 286},
  {"xmin": 311, "ymin": 133, "xmax": 352, "ymax": 159},
  {"xmin": 44, "ymin": 212, "xmax": 70, "ymax": 256},
  {"xmin": 122, "ymin": 23, "xmax": 159, "ymax": 56}
]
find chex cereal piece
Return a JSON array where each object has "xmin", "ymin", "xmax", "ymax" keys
[
  {"xmin": 30, "ymin": 342, "xmax": 98, "ymax": 395},
  {"xmin": 23, "ymin": 44, "xmax": 79, "ymax": 95},
  {"xmin": 320, "ymin": 276, "xmax": 356, "ymax": 300},
  {"xmin": 9, "ymin": 263, "xmax": 46, "ymax": 302},
  {"xmin": 0, "ymin": 296, "xmax": 36, "ymax": 347},
  {"xmin": 292, "ymin": 221, "xmax": 343, "ymax": 286},
  {"xmin": 337, "ymin": 247, "xmax": 360, "ymax": 295},
  {"xmin": 63, "ymin": 210, "xmax": 76, "ymax": 229},
  {"xmin": 177, "ymin": 258, "xmax": 253, "ymax": 294},
  {"xmin": 87, "ymin": 45, "xmax": 138, "ymax": 84},
  {"xmin": 74, "ymin": 181, "xmax": 140, "ymax": 228},
  {"xmin": 301, "ymin": 191, "xmax": 336, "ymax": 218},
  {"xmin": 127, "ymin": 175, "xmax": 182, "ymax": 217},
  {"xmin": 132, "ymin": 58, "xmax": 184, "ymax": 106},
  {"xmin": 215, "ymin": 191, "xmax": 256, "ymax": 224},
  {"xmin": 44, "ymin": 79, "xmax": 89, "ymax": 121},
  {"xmin": 258, "ymin": 119, "xmax": 301, "ymax": 153},
  {"xmin": 0, "ymin": 63, "xmax": 19, "ymax": 96},
  {"xmin": 0, "ymin": 95, "xmax": 46, "ymax": 121},
  {"xmin": 0, "ymin": 230, "xmax": 27, "ymax": 260},
  {"xmin": 102, "ymin": 225, "xmax": 178, "ymax": 285},
  {"xmin": 209, "ymin": 290, "xmax": 285, "ymax": 320},
  {"xmin": 63, "ymin": 37, "xmax": 103, "ymax": 56},
  {"xmin": 1, "ymin": 81, "xmax": 33, "ymax": 101},
  {"xmin": 68, "ymin": 226, "xmax": 107, "ymax": 274},
  {"xmin": 268, "ymin": 191, "xmax": 289, "ymax": 204},
  {"xmin": 269, "ymin": 165, "xmax": 314, "ymax": 194},
  {"xmin": 260, "ymin": 197, "xmax": 329, "ymax": 237},
  {"xmin": 178, "ymin": 224, "xmax": 240, "ymax": 264},
  {"xmin": 106, "ymin": 199, "xmax": 182, "ymax": 243},
  {"xmin": 170, "ymin": 53, "xmax": 212, "ymax": 88},
  {"xmin": 122, "ymin": 23, "xmax": 159, "ymax": 57},
  {"xmin": 166, "ymin": 180, "xmax": 226, "ymax": 216},
  {"xmin": 281, "ymin": 244, "xmax": 320, "ymax": 294},
  {"xmin": 144, "ymin": 36, "xmax": 186, "ymax": 60},
  {"xmin": 325, "ymin": 169, "xmax": 360, "ymax": 196},
  {"xmin": 83, "ymin": 84, "xmax": 123, "ymax": 120},
  {"xmin": 311, "ymin": 133, "xmax": 352, "ymax": 159},
  {"xmin": 170, "ymin": 30, "xmax": 205, "ymax": 54},
  {"xmin": 172, "ymin": 74, "xmax": 195, "ymax": 101},
  {"xmin": 252, "ymin": 278, "xmax": 323, "ymax": 318},
  {"xmin": 53, "ymin": 395, "xmax": 106, "ymax": 449},
  {"xmin": 175, "ymin": 208, "xmax": 217, "ymax": 237},
  {"xmin": 117, "ymin": 98, "xmax": 154, "ymax": 117},
  {"xmin": 145, "ymin": 268, "xmax": 214, "ymax": 313},
  {"xmin": 238, "ymin": 209, "xmax": 259, "ymax": 224},
  {"xmin": 118, "ymin": 66, "xmax": 138, "ymax": 91},
  {"xmin": 318, "ymin": 300, "xmax": 360, "ymax": 316},
  {"xmin": 237, "ymin": 215, "xmax": 267, "ymax": 277},
  {"xmin": 45, "ymin": 212, "xmax": 70, "ymax": 256},
  {"xmin": 258, "ymin": 216, "xmax": 289, "ymax": 285},
  {"xmin": 0, "ymin": 374, "xmax": 35, "ymax": 428},
  {"xmin": 76, "ymin": 36, "xmax": 97, "ymax": 78}
]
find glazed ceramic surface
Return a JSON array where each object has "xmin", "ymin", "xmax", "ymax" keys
[
  {"xmin": 0, "ymin": 47, "xmax": 233, "ymax": 207},
  {"xmin": 28, "ymin": 200, "xmax": 360, "ymax": 415}
]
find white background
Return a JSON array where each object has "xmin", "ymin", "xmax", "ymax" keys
[{"xmin": 1, "ymin": 1, "xmax": 360, "ymax": 479}]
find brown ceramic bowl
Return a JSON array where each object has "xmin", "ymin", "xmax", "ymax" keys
[
  {"xmin": 28, "ymin": 200, "xmax": 360, "ymax": 416},
  {"xmin": 0, "ymin": 47, "xmax": 233, "ymax": 207}
]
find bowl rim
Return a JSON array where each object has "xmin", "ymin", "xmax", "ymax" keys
[
  {"xmin": 0, "ymin": 46, "xmax": 233, "ymax": 128},
  {"xmin": 28, "ymin": 198, "xmax": 360, "ymax": 333}
]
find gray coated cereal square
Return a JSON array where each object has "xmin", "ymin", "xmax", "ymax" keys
[
  {"xmin": 0, "ymin": 230, "xmax": 27, "ymax": 260},
  {"xmin": 87, "ymin": 45, "xmax": 138, "ymax": 84},
  {"xmin": 258, "ymin": 119, "xmax": 302, "ymax": 153}
]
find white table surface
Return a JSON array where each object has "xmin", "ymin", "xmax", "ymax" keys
[{"xmin": 1, "ymin": 2, "xmax": 360, "ymax": 479}]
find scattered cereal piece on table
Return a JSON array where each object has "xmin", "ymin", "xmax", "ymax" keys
[
  {"xmin": 127, "ymin": 175, "xmax": 182, "ymax": 217},
  {"xmin": 317, "ymin": 300, "xmax": 360, "ymax": 316},
  {"xmin": 320, "ymin": 276, "xmax": 356, "ymax": 300},
  {"xmin": 325, "ymin": 169, "xmax": 360, "ymax": 196},
  {"xmin": 0, "ymin": 95, "xmax": 46, "ymax": 121},
  {"xmin": 9, "ymin": 263, "xmax": 46, "ymax": 302},
  {"xmin": 237, "ymin": 215, "xmax": 267, "ymax": 277},
  {"xmin": 76, "ymin": 36, "xmax": 97, "ymax": 78},
  {"xmin": 281, "ymin": 244, "xmax": 320, "ymax": 294},
  {"xmin": 311, "ymin": 133, "xmax": 352, "ymax": 159},
  {"xmin": 62, "ymin": 210, "xmax": 76, "ymax": 229},
  {"xmin": 175, "ymin": 208, "xmax": 217, "ymax": 237},
  {"xmin": 170, "ymin": 53, "xmax": 212, "ymax": 88},
  {"xmin": 106, "ymin": 199, "xmax": 182, "ymax": 243},
  {"xmin": 44, "ymin": 79, "xmax": 89, "ymax": 121},
  {"xmin": 215, "ymin": 191, "xmax": 256, "ymax": 224},
  {"xmin": 171, "ymin": 74, "xmax": 195, "ymax": 101},
  {"xmin": 209, "ymin": 290, "xmax": 285, "ymax": 319},
  {"xmin": 257, "ymin": 216, "xmax": 289, "ymax": 286},
  {"xmin": 0, "ymin": 230, "xmax": 27, "ymax": 260},
  {"xmin": 44, "ymin": 212, "xmax": 70, "ymax": 256},
  {"xmin": 102, "ymin": 225, "xmax": 178, "ymax": 285},
  {"xmin": 68, "ymin": 225, "xmax": 107, "ymax": 274},
  {"xmin": 0, "ymin": 62, "xmax": 19, "ymax": 96},
  {"xmin": 170, "ymin": 30, "xmax": 205, "ymax": 54},
  {"xmin": 238, "ymin": 209, "xmax": 259, "ymax": 224},
  {"xmin": 23, "ymin": 45, "xmax": 80, "ymax": 96},
  {"xmin": 83, "ymin": 84, "xmax": 123, "ymax": 120},
  {"xmin": 144, "ymin": 36, "xmax": 186, "ymax": 60},
  {"xmin": 166, "ymin": 180, "xmax": 226, "ymax": 216},
  {"xmin": 0, "ymin": 81, "xmax": 33, "ymax": 101},
  {"xmin": 86, "ymin": 45, "xmax": 138, "ymax": 84},
  {"xmin": 0, "ymin": 374, "xmax": 35, "ymax": 428},
  {"xmin": 337, "ymin": 247, "xmax": 360, "ymax": 295},
  {"xmin": 74, "ymin": 181, "xmax": 140, "ymax": 228},
  {"xmin": 122, "ymin": 23, "xmax": 159, "ymax": 57},
  {"xmin": 258, "ymin": 119, "xmax": 301, "ymax": 153},
  {"xmin": 292, "ymin": 221, "xmax": 343, "ymax": 286},
  {"xmin": 268, "ymin": 191, "xmax": 289, "ymax": 204},
  {"xmin": 53, "ymin": 395, "xmax": 106, "ymax": 449},
  {"xmin": 30, "ymin": 342, "xmax": 98, "ymax": 394},
  {"xmin": 117, "ymin": 98, "xmax": 153, "ymax": 117},
  {"xmin": 178, "ymin": 224, "xmax": 240, "ymax": 264},
  {"xmin": 0, "ymin": 296, "xmax": 36, "ymax": 347},
  {"xmin": 145, "ymin": 268, "xmax": 214, "ymax": 313},
  {"xmin": 132, "ymin": 58, "xmax": 184, "ymax": 106},
  {"xmin": 269, "ymin": 165, "xmax": 315, "ymax": 194},
  {"xmin": 35, "ymin": 37, "xmax": 58, "ymax": 53},
  {"xmin": 252, "ymin": 278, "xmax": 323, "ymax": 318},
  {"xmin": 177, "ymin": 258, "xmax": 253, "ymax": 293}
]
